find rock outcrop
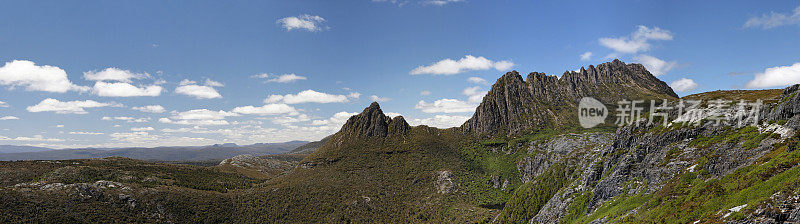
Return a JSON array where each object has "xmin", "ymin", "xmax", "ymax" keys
[
  {"xmin": 338, "ymin": 102, "xmax": 410, "ymax": 139},
  {"xmin": 462, "ymin": 59, "xmax": 678, "ymax": 137}
]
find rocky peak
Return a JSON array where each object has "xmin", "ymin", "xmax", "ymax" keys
[
  {"xmin": 462, "ymin": 59, "xmax": 678, "ymax": 137},
  {"xmin": 338, "ymin": 102, "xmax": 409, "ymax": 139}
]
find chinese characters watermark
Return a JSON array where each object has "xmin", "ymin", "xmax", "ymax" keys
[{"xmin": 578, "ymin": 97, "xmax": 762, "ymax": 129}]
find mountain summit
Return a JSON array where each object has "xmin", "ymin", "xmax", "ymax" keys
[
  {"xmin": 462, "ymin": 59, "xmax": 678, "ymax": 136},
  {"xmin": 338, "ymin": 102, "xmax": 410, "ymax": 139}
]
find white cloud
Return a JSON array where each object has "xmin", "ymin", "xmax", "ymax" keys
[
  {"xmin": 310, "ymin": 111, "xmax": 358, "ymax": 128},
  {"xmin": 102, "ymin": 116, "xmax": 150, "ymax": 123},
  {"xmin": 204, "ymin": 79, "xmax": 224, "ymax": 87},
  {"xmin": 0, "ymin": 60, "xmax": 88, "ymax": 93},
  {"xmin": 420, "ymin": 90, "xmax": 431, "ymax": 96},
  {"xmin": 271, "ymin": 114, "xmax": 310, "ymax": 125},
  {"xmin": 254, "ymin": 73, "xmax": 308, "ymax": 83},
  {"xmin": 0, "ymin": 101, "xmax": 8, "ymax": 107},
  {"xmin": 159, "ymin": 109, "xmax": 237, "ymax": 126},
  {"xmin": 159, "ymin": 118, "xmax": 229, "ymax": 126},
  {"xmin": 385, "ymin": 112, "xmax": 402, "ymax": 118},
  {"xmin": 264, "ymin": 90, "xmax": 354, "ymax": 104},
  {"xmin": 132, "ymin": 105, "xmax": 166, "ymax": 113},
  {"xmin": 348, "ymin": 92, "xmax": 361, "ymax": 99},
  {"xmin": 411, "ymin": 55, "xmax": 514, "ymax": 75},
  {"xmin": 634, "ymin": 54, "xmax": 676, "ymax": 76},
  {"xmin": 0, "ymin": 135, "xmax": 64, "ymax": 142},
  {"xmin": 425, "ymin": 0, "xmax": 464, "ymax": 6},
  {"xmin": 131, "ymin": 127, "xmax": 155, "ymax": 132},
  {"xmin": 174, "ymin": 79, "xmax": 222, "ymax": 99},
  {"xmin": 408, "ymin": 115, "xmax": 470, "ymax": 128},
  {"xmin": 92, "ymin": 81, "xmax": 162, "ymax": 97},
  {"xmin": 0, "ymin": 116, "xmax": 19, "ymax": 120},
  {"xmin": 670, "ymin": 78, "xmax": 699, "ymax": 92},
  {"xmin": 56, "ymin": 124, "xmax": 64, "ymax": 128},
  {"xmin": 232, "ymin": 104, "xmax": 298, "ymax": 115},
  {"xmin": 415, "ymin": 99, "xmax": 476, "ymax": 113},
  {"xmin": 277, "ymin": 14, "xmax": 327, "ymax": 32},
  {"xmin": 599, "ymin": 26, "xmax": 673, "ymax": 54},
  {"xmin": 462, "ymin": 86, "xmax": 487, "ymax": 104},
  {"xmin": 744, "ymin": 5, "xmax": 800, "ymax": 29},
  {"xmin": 27, "ymin": 98, "xmax": 116, "ymax": 114},
  {"xmin": 69, "ymin": 131, "xmax": 103, "ymax": 135},
  {"xmin": 172, "ymin": 109, "xmax": 237, "ymax": 120},
  {"xmin": 745, "ymin": 62, "xmax": 800, "ymax": 88},
  {"xmin": 580, "ymin": 52, "xmax": 593, "ymax": 61},
  {"xmin": 84, "ymin": 68, "xmax": 148, "ymax": 83},
  {"xmin": 467, "ymin": 77, "xmax": 489, "ymax": 85},
  {"xmin": 370, "ymin": 95, "xmax": 391, "ymax": 102}
]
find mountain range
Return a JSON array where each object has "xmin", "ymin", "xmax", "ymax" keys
[
  {"xmin": 0, "ymin": 141, "xmax": 307, "ymax": 161},
  {"xmin": 3, "ymin": 60, "xmax": 800, "ymax": 223}
]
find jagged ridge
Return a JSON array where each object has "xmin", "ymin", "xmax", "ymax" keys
[{"xmin": 462, "ymin": 59, "xmax": 678, "ymax": 136}]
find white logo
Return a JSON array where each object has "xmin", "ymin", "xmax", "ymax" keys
[{"xmin": 579, "ymin": 97, "xmax": 607, "ymax": 128}]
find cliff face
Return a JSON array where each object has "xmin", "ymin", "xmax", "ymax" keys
[{"xmin": 462, "ymin": 59, "xmax": 678, "ymax": 136}]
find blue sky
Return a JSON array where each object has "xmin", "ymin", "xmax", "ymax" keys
[{"xmin": 1, "ymin": 0, "xmax": 800, "ymax": 148}]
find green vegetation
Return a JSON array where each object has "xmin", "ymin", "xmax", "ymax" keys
[
  {"xmin": 689, "ymin": 126, "xmax": 775, "ymax": 149},
  {"xmin": 497, "ymin": 163, "xmax": 571, "ymax": 223},
  {"xmin": 561, "ymin": 191, "xmax": 593, "ymax": 223},
  {"xmin": 588, "ymin": 144, "xmax": 800, "ymax": 223}
]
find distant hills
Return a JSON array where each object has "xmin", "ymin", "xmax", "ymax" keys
[
  {"xmin": 0, "ymin": 141, "xmax": 308, "ymax": 161},
  {"xmin": 0, "ymin": 145, "xmax": 53, "ymax": 154}
]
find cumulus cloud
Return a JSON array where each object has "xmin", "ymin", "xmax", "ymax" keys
[
  {"xmin": 467, "ymin": 77, "xmax": 488, "ymax": 85},
  {"xmin": 131, "ymin": 127, "xmax": 155, "ymax": 132},
  {"xmin": 370, "ymin": 95, "xmax": 391, "ymax": 102},
  {"xmin": 310, "ymin": 111, "xmax": 358, "ymax": 128},
  {"xmin": 92, "ymin": 81, "xmax": 162, "ymax": 97},
  {"xmin": 373, "ymin": 0, "xmax": 462, "ymax": 6},
  {"xmin": 0, "ymin": 116, "xmax": 19, "ymax": 120},
  {"xmin": 174, "ymin": 79, "xmax": 222, "ymax": 99},
  {"xmin": 580, "ymin": 52, "xmax": 593, "ymax": 61},
  {"xmin": 425, "ymin": 0, "xmax": 463, "ymax": 6},
  {"xmin": 744, "ymin": 5, "xmax": 800, "ymax": 29},
  {"xmin": 415, "ymin": 99, "xmax": 476, "ymax": 113},
  {"xmin": 253, "ymin": 73, "xmax": 308, "ymax": 83},
  {"xmin": 408, "ymin": 115, "xmax": 470, "ymax": 128},
  {"xmin": 102, "ymin": 116, "xmax": 150, "ymax": 123},
  {"xmin": 348, "ymin": 92, "xmax": 361, "ymax": 99},
  {"xmin": 599, "ymin": 26, "xmax": 673, "ymax": 54},
  {"xmin": 69, "ymin": 131, "xmax": 104, "ymax": 135},
  {"xmin": 0, "ymin": 135, "xmax": 64, "ymax": 142},
  {"xmin": 264, "ymin": 90, "xmax": 355, "ymax": 104},
  {"xmin": 0, "ymin": 60, "xmax": 88, "ymax": 93},
  {"xmin": 84, "ymin": 68, "xmax": 148, "ymax": 83},
  {"xmin": 410, "ymin": 55, "xmax": 514, "ymax": 75},
  {"xmin": 204, "ymin": 79, "xmax": 224, "ymax": 87},
  {"xmin": 27, "ymin": 98, "xmax": 117, "ymax": 114},
  {"xmin": 159, "ymin": 109, "xmax": 238, "ymax": 126},
  {"xmin": 132, "ymin": 105, "xmax": 166, "ymax": 113},
  {"xmin": 277, "ymin": 14, "xmax": 328, "ymax": 32},
  {"xmin": 0, "ymin": 101, "xmax": 8, "ymax": 107},
  {"xmin": 231, "ymin": 104, "xmax": 298, "ymax": 115},
  {"xmin": 634, "ymin": 54, "xmax": 677, "ymax": 76},
  {"xmin": 271, "ymin": 114, "xmax": 311, "ymax": 125},
  {"xmin": 745, "ymin": 62, "xmax": 800, "ymax": 88},
  {"xmin": 462, "ymin": 86, "xmax": 487, "ymax": 104},
  {"xmin": 670, "ymin": 78, "xmax": 699, "ymax": 92}
]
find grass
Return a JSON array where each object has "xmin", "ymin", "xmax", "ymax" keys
[{"xmin": 619, "ymin": 144, "xmax": 800, "ymax": 223}]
